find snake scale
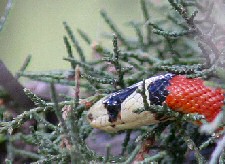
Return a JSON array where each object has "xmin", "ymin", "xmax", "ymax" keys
[{"xmin": 87, "ymin": 73, "xmax": 224, "ymax": 132}]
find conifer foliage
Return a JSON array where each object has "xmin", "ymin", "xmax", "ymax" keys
[{"xmin": 1, "ymin": 0, "xmax": 225, "ymax": 163}]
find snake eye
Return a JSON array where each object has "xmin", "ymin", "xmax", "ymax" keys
[{"xmin": 87, "ymin": 113, "xmax": 93, "ymax": 121}]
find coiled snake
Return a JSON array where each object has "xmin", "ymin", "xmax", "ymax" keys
[{"xmin": 87, "ymin": 73, "xmax": 224, "ymax": 132}]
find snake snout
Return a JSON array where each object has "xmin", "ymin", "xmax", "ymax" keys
[{"xmin": 86, "ymin": 98, "xmax": 109, "ymax": 124}]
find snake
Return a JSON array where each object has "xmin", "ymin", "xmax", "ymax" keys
[{"xmin": 87, "ymin": 73, "xmax": 224, "ymax": 132}]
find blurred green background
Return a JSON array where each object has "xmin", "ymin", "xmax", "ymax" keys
[{"xmin": 0, "ymin": 0, "xmax": 141, "ymax": 74}]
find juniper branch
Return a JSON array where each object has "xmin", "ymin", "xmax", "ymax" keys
[
  {"xmin": 24, "ymin": 88, "xmax": 47, "ymax": 107},
  {"xmin": 50, "ymin": 82, "xmax": 69, "ymax": 135},
  {"xmin": 19, "ymin": 71, "xmax": 66, "ymax": 80},
  {"xmin": 77, "ymin": 28, "xmax": 92, "ymax": 45},
  {"xmin": 199, "ymin": 132, "xmax": 220, "ymax": 150},
  {"xmin": 13, "ymin": 148, "xmax": 42, "ymax": 160},
  {"xmin": 15, "ymin": 55, "xmax": 32, "ymax": 79},
  {"xmin": 33, "ymin": 131, "xmax": 60, "ymax": 154},
  {"xmin": 137, "ymin": 79, "xmax": 150, "ymax": 111},
  {"xmin": 137, "ymin": 151, "xmax": 167, "ymax": 164},
  {"xmin": 0, "ymin": 101, "xmax": 73, "ymax": 134},
  {"xmin": 64, "ymin": 36, "xmax": 75, "ymax": 69},
  {"xmin": 100, "ymin": 10, "xmax": 131, "ymax": 49},
  {"xmin": 121, "ymin": 129, "xmax": 132, "ymax": 155},
  {"xmin": 63, "ymin": 57, "xmax": 113, "ymax": 78},
  {"xmin": 31, "ymin": 112, "xmax": 57, "ymax": 131},
  {"xmin": 152, "ymin": 29, "xmax": 196, "ymax": 38},
  {"xmin": 63, "ymin": 22, "xmax": 86, "ymax": 62},
  {"xmin": 157, "ymin": 64, "xmax": 203, "ymax": 75},
  {"xmin": 103, "ymin": 144, "xmax": 111, "ymax": 163},
  {"xmin": 182, "ymin": 132, "xmax": 206, "ymax": 163},
  {"xmin": 134, "ymin": 104, "xmax": 204, "ymax": 123},
  {"xmin": 31, "ymin": 153, "xmax": 69, "ymax": 164},
  {"xmin": 9, "ymin": 133, "xmax": 35, "ymax": 145},
  {"xmin": 120, "ymin": 51, "xmax": 157, "ymax": 64},
  {"xmin": 128, "ymin": 61, "xmax": 144, "ymax": 71},
  {"xmin": 124, "ymin": 144, "xmax": 141, "ymax": 164},
  {"xmin": 112, "ymin": 35, "xmax": 125, "ymax": 88},
  {"xmin": 81, "ymin": 73, "xmax": 117, "ymax": 85},
  {"xmin": 168, "ymin": 0, "xmax": 221, "ymax": 71},
  {"xmin": 129, "ymin": 21, "xmax": 145, "ymax": 49},
  {"xmin": 140, "ymin": 0, "xmax": 151, "ymax": 45}
]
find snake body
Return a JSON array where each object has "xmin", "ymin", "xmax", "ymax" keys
[{"xmin": 87, "ymin": 73, "xmax": 224, "ymax": 132}]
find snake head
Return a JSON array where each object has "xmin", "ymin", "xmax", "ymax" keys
[{"xmin": 87, "ymin": 92, "xmax": 159, "ymax": 132}]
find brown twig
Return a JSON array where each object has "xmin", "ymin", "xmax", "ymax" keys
[
  {"xmin": 133, "ymin": 136, "xmax": 155, "ymax": 163},
  {"xmin": 74, "ymin": 65, "xmax": 81, "ymax": 108}
]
